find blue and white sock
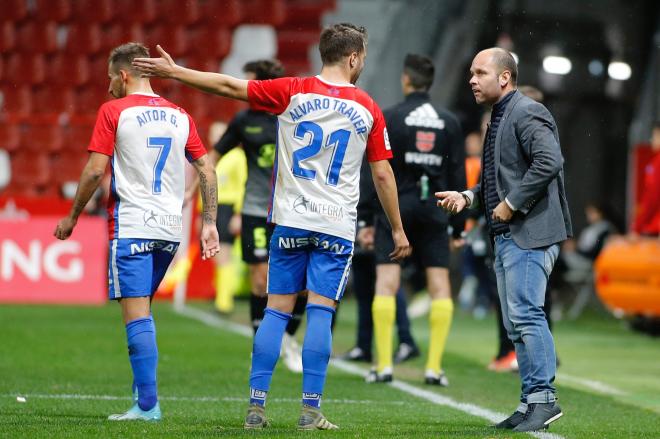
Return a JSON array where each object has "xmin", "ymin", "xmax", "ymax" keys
[
  {"xmin": 302, "ymin": 304, "xmax": 335, "ymax": 408},
  {"xmin": 126, "ymin": 316, "xmax": 158, "ymax": 411},
  {"xmin": 249, "ymin": 307, "xmax": 291, "ymax": 406}
]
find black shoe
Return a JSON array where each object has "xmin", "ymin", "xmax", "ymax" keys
[
  {"xmin": 394, "ymin": 343, "xmax": 420, "ymax": 364},
  {"xmin": 493, "ymin": 410, "xmax": 526, "ymax": 429},
  {"xmin": 365, "ymin": 367, "xmax": 393, "ymax": 383},
  {"xmin": 513, "ymin": 402, "xmax": 563, "ymax": 432},
  {"xmin": 340, "ymin": 346, "xmax": 371, "ymax": 362},
  {"xmin": 424, "ymin": 370, "xmax": 449, "ymax": 387}
]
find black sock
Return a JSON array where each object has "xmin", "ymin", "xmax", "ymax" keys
[
  {"xmin": 286, "ymin": 294, "xmax": 307, "ymax": 335},
  {"xmin": 250, "ymin": 294, "xmax": 268, "ymax": 334}
]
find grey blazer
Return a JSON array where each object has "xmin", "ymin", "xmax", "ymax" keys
[{"xmin": 469, "ymin": 90, "xmax": 573, "ymax": 249}]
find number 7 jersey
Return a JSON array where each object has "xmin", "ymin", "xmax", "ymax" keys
[
  {"xmin": 247, "ymin": 76, "xmax": 392, "ymax": 241},
  {"xmin": 87, "ymin": 92, "xmax": 206, "ymax": 241}
]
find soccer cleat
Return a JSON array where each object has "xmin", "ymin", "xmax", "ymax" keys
[
  {"xmin": 393, "ymin": 342, "xmax": 420, "ymax": 364},
  {"xmin": 340, "ymin": 346, "xmax": 372, "ymax": 362},
  {"xmin": 487, "ymin": 351, "xmax": 519, "ymax": 373},
  {"xmin": 424, "ymin": 369, "xmax": 449, "ymax": 387},
  {"xmin": 281, "ymin": 333, "xmax": 303, "ymax": 373},
  {"xmin": 244, "ymin": 403, "xmax": 269, "ymax": 429},
  {"xmin": 493, "ymin": 410, "xmax": 526, "ymax": 429},
  {"xmin": 108, "ymin": 402, "xmax": 161, "ymax": 422},
  {"xmin": 297, "ymin": 404, "xmax": 339, "ymax": 430},
  {"xmin": 513, "ymin": 402, "xmax": 563, "ymax": 432},
  {"xmin": 365, "ymin": 367, "xmax": 393, "ymax": 383}
]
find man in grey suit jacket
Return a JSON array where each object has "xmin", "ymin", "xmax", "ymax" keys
[{"xmin": 437, "ymin": 48, "xmax": 572, "ymax": 432}]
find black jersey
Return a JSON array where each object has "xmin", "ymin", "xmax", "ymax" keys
[{"xmin": 215, "ymin": 109, "xmax": 277, "ymax": 218}]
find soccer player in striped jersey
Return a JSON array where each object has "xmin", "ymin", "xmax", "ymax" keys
[
  {"xmin": 133, "ymin": 23, "xmax": 411, "ymax": 430},
  {"xmin": 54, "ymin": 43, "xmax": 220, "ymax": 422}
]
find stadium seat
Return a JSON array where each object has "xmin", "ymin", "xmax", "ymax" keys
[
  {"xmin": 5, "ymin": 54, "xmax": 46, "ymax": 85},
  {"xmin": 278, "ymin": 0, "xmax": 334, "ymax": 31},
  {"xmin": 277, "ymin": 30, "xmax": 319, "ymax": 59},
  {"xmin": 145, "ymin": 25, "xmax": 189, "ymax": 58},
  {"xmin": 159, "ymin": 0, "xmax": 201, "ymax": 25},
  {"xmin": 0, "ymin": 21, "xmax": 16, "ymax": 53},
  {"xmin": 50, "ymin": 150, "xmax": 89, "ymax": 187},
  {"xmin": 73, "ymin": 86, "xmax": 110, "ymax": 115},
  {"xmin": 278, "ymin": 57, "xmax": 311, "ymax": 77},
  {"xmin": 200, "ymin": 0, "xmax": 243, "ymax": 27},
  {"xmin": 220, "ymin": 25, "xmax": 277, "ymax": 78},
  {"xmin": 9, "ymin": 150, "xmax": 51, "ymax": 194},
  {"xmin": 32, "ymin": 86, "xmax": 75, "ymax": 116},
  {"xmin": 64, "ymin": 23, "xmax": 102, "ymax": 55},
  {"xmin": 0, "ymin": 86, "xmax": 32, "ymax": 118},
  {"xmin": 185, "ymin": 55, "xmax": 222, "ymax": 74},
  {"xmin": 118, "ymin": 0, "xmax": 157, "ymax": 25},
  {"xmin": 49, "ymin": 55, "xmax": 90, "ymax": 87},
  {"xmin": 34, "ymin": 0, "xmax": 72, "ymax": 22},
  {"xmin": 71, "ymin": 0, "xmax": 115, "ymax": 24},
  {"xmin": 22, "ymin": 120, "xmax": 64, "ymax": 153},
  {"xmin": 187, "ymin": 27, "xmax": 232, "ymax": 60},
  {"xmin": 15, "ymin": 21, "xmax": 59, "ymax": 54},
  {"xmin": 63, "ymin": 121, "xmax": 94, "ymax": 153},
  {"xmin": 0, "ymin": 122, "xmax": 21, "ymax": 153},
  {"xmin": 240, "ymin": 0, "xmax": 285, "ymax": 26},
  {"xmin": 206, "ymin": 98, "xmax": 246, "ymax": 123},
  {"xmin": 0, "ymin": 0, "xmax": 28, "ymax": 22}
]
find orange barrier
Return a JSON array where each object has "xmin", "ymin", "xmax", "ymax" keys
[{"xmin": 594, "ymin": 238, "xmax": 660, "ymax": 317}]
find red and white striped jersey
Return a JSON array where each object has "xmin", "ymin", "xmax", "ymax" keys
[
  {"xmin": 88, "ymin": 92, "xmax": 206, "ymax": 241},
  {"xmin": 248, "ymin": 76, "xmax": 392, "ymax": 241}
]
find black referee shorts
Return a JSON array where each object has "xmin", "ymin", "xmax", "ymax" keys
[
  {"xmin": 216, "ymin": 204, "xmax": 235, "ymax": 245},
  {"xmin": 240, "ymin": 214, "xmax": 274, "ymax": 264}
]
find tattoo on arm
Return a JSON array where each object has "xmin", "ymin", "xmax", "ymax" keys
[{"xmin": 195, "ymin": 156, "xmax": 217, "ymax": 225}]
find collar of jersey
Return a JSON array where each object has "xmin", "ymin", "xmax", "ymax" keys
[
  {"xmin": 128, "ymin": 92, "xmax": 160, "ymax": 97},
  {"xmin": 315, "ymin": 75, "xmax": 355, "ymax": 88}
]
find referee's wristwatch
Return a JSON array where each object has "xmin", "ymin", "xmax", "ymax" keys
[{"xmin": 460, "ymin": 192, "xmax": 471, "ymax": 207}]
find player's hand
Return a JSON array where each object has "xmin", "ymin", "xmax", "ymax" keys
[
  {"xmin": 54, "ymin": 216, "xmax": 77, "ymax": 240},
  {"xmin": 200, "ymin": 222, "xmax": 220, "ymax": 260},
  {"xmin": 389, "ymin": 227, "xmax": 411, "ymax": 262},
  {"xmin": 132, "ymin": 45, "xmax": 179, "ymax": 78},
  {"xmin": 436, "ymin": 191, "xmax": 467, "ymax": 214},
  {"xmin": 357, "ymin": 226, "xmax": 375, "ymax": 250},
  {"xmin": 229, "ymin": 213, "xmax": 242, "ymax": 236},
  {"xmin": 492, "ymin": 200, "xmax": 514, "ymax": 223}
]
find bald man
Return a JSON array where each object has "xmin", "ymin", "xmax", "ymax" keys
[{"xmin": 437, "ymin": 48, "xmax": 572, "ymax": 432}]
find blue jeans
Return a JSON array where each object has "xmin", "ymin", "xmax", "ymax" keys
[{"xmin": 494, "ymin": 232, "xmax": 560, "ymax": 405}]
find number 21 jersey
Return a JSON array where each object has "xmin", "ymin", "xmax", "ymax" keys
[{"xmin": 247, "ymin": 76, "xmax": 392, "ymax": 241}]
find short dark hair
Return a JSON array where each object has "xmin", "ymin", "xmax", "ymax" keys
[
  {"xmin": 318, "ymin": 23, "xmax": 367, "ymax": 65},
  {"xmin": 491, "ymin": 49, "xmax": 518, "ymax": 85},
  {"xmin": 403, "ymin": 53, "xmax": 434, "ymax": 91},
  {"xmin": 243, "ymin": 59, "xmax": 285, "ymax": 80},
  {"xmin": 108, "ymin": 42, "xmax": 150, "ymax": 75}
]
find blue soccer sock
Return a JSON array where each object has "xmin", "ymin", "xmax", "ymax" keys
[
  {"xmin": 249, "ymin": 307, "xmax": 291, "ymax": 406},
  {"xmin": 126, "ymin": 316, "xmax": 158, "ymax": 411},
  {"xmin": 302, "ymin": 304, "xmax": 335, "ymax": 408}
]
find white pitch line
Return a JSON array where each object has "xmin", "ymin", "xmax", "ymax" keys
[
  {"xmin": 556, "ymin": 373, "xmax": 627, "ymax": 396},
  {"xmin": 1, "ymin": 393, "xmax": 405, "ymax": 405},
  {"xmin": 175, "ymin": 305, "xmax": 566, "ymax": 439}
]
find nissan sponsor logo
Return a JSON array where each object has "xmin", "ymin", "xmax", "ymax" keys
[{"xmin": 292, "ymin": 195, "xmax": 344, "ymax": 221}]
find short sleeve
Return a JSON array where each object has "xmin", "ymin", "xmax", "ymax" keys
[
  {"xmin": 185, "ymin": 113, "xmax": 207, "ymax": 162},
  {"xmin": 87, "ymin": 103, "xmax": 117, "ymax": 156},
  {"xmin": 247, "ymin": 77, "xmax": 296, "ymax": 114},
  {"xmin": 214, "ymin": 112, "xmax": 243, "ymax": 155},
  {"xmin": 366, "ymin": 104, "xmax": 393, "ymax": 162}
]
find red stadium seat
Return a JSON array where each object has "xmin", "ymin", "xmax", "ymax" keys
[
  {"xmin": 159, "ymin": 0, "xmax": 201, "ymax": 25},
  {"xmin": 185, "ymin": 55, "xmax": 221, "ymax": 74},
  {"xmin": 240, "ymin": 0, "xmax": 285, "ymax": 26},
  {"xmin": 5, "ymin": 54, "xmax": 46, "ymax": 85},
  {"xmin": 118, "ymin": 0, "xmax": 157, "ymax": 25},
  {"xmin": 74, "ymin": 86, "xmax": 110, "ymax": 115},
  {"xmin": 16, "ymin": 21, "xmax": 59, "ymax": 54},
  {"xmin": 32, "ymin": 86, "xmax": 75, "ymax": 116},
  {"xmin": 206, "ymin": 98, "xmax": 246, "ymax": 123},
  {"xmin": 22, "ymin": 120, "xmax": 64, "ymax": 153},
  {"xmin": 34, "ymin": 0, "xmax": 72, "ymax": 22},
  {"xmin": 64, "ymin": 23, "xmax": 102, "ymax": 55},
  {"xmin": 63, "ymin": 121, "xmax": 94, "ymax": 153},
  {"xmin": 145, "ymin": 25, "xmax": 189, "ymax": 58},
  {"xmin": 9, "ymin": 150, "xmax": 51, "ymax": 193},
  {"xmin": 89, "ymin": 55, "xmax": 110, "ymax": 80},
  {"xmin": 0, "ymin": 86, "xmax": 32, "ymax": 118},
  {"xmin": 71, "ymin": 0, "xmax": 115, "ymax": 24},
  {"xmin": 0, "ymin": 21, "xmax": 16, "ymax": 52},
  {"xmin": 187, "ymin": 27, "xmax": 232, "ymax": 60},
  {"xmin": 278, "ymin": 0, "xmax": 334, "ymax": 30},
  {"xmin": 50, "ymin": 149, "xmax": 89, "ymax": 187},
  {"xmin": 0, "ymin": 0, "xmax": 28, "ymax": 22},
  {"xmin": 200, "ymin": 0, "xmax": 243, "ymax": 27},
  {"xmin": 278, "ymin": 57, "xmax": 311, "ymax": 76},
  {"xmin": 277, "ymin": 30, "xmax": 319, "ymax": 59},
  {"xmin": 0, "ymin": 122, "xmax": 21, "ymax": 153},
  {"xmin": 49, "ymin": 55, "xmax": 90, "ymax": 87}
]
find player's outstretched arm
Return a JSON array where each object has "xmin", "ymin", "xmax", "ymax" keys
[
  {"xmin": 191, "ymin": 154, "xmax": 220, "ymax": 260},
  {"xmin": 132, "ymin": 45, "xmax": 248, "ymax": 101},
  {"xmin": 54, "ymin": 152, "xmax": 109, "ymax": 240},
  {"xmin": 369, "ymin": 160, "xmax": 411, "ymax": 262}
]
